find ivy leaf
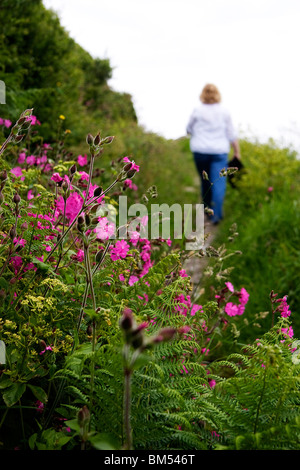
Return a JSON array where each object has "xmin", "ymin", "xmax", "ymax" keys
[{"xmin": 2, "ymin": 382, "xmax": 26, "ymax": 407}]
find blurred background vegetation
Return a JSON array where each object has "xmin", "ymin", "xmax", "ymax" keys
[{"xmin": 1, "ymin": 0, "xmax": 299, "ymax": 340}]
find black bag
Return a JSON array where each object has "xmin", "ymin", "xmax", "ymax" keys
[{"xmin": 227, "ymin": 156, "xmax": 245, "ymax": 188}]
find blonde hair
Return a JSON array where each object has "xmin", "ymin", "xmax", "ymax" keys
[{"xmin": 200, "ymin": 84, "xmax": 221, "ymax": 104}]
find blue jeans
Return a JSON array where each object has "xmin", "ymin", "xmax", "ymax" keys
[{"xmin": 193, "ymin": 152, "xmax": 228, "ymax": 223}]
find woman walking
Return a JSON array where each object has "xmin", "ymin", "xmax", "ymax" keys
[{"xmin": 186, "ymin": 84, "xmax": 241, "ymax": 224}]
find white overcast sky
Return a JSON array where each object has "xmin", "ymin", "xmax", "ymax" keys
[{"xmin": 43, "ymin": 0, "xmax": 300, "ymax": 151}]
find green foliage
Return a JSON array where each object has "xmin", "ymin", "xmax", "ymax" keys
[
  {"xmin": 198, "ymin": 138, "xmax": 300, "ymax": 340},
  {"xmin": 1, "ymin": 0, "xmax": 300, "ymax": 452}
]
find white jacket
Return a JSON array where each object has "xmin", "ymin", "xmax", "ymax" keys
[{"xmin": 186, "ymin": 103, "xmax": 237, "ymax": 154}]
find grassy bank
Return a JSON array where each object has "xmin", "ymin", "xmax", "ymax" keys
[{"xmin": 197, "ymin": 138, "xmax": 300, "ymax": 340}]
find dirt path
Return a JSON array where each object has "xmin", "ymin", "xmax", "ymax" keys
[{"xmin": 183, "ymin": 221, "xmax": 219, "ymax": 286}]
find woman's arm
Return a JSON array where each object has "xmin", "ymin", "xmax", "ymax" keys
[{"xmin": 231, "ymin": 139, "xmax": 241, "ymax": 159}]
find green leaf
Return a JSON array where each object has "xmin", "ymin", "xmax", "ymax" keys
[
  {"xmin": 89, "ymin": 433, "xmax": 118, "ymax": 450},
  {"xmin": 0, "ymin": 376, "xmax": 12, "ymax": 389},
  {"xmin": 27, "ymin": 384, "xmax": 48, "ymax": 404},
  {"xmin": 28, "ymin": 433, "xmax": 37, "ymax": 450},
  {"xmin": 65, "ymin": 418, "xmax": 80, "ymax": 433},
  {"xmin": 2, "ymin": 382, "xmax": 26, "ymax": 407}
]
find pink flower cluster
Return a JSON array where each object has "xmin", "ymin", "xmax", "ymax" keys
[
  {"xmin": 175, "ymin": 294, "xmax": 204, "ymax": 317},
  {"xmin": 77, "ymin": 154, "xmax": 88, "ymax": 167},
  {"xmin": 216, "ymin": 281, "xmax": 250, "ymax": 317},
  {"xmin": 275, "ymin": 295, "xmax": 291, "ymax": 318},
  {"xmin": 123, "ymin": 178, "xmax": 138, "ymax": 191},
  {"xmin": 0, "ymin": 117, "xmax": 12, "ymax": 128},
  {"xmin": 51, "ymin": 172, "xmax": 104, "ymax": 223},
  {"xmin": 11, "ymin": 141, "xmax": 53, "ymax": 180}
]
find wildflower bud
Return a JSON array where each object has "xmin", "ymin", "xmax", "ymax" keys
[
  {"xmin": 87, "ymin": 324, "xmax": 93, "ymax": 336},
  {"xmin": 21, "ymin": 221, "xmax": 28, "ymax": 230},
  {"xmin": 85, "ymin": 213, "xmax": 91, "ymax": 226},
  {"xmin": 91, "ymin": 217, "xmax": 100, "ymax": 226},
  {"xmin": 153, "ymin": 327, "xmax": 177, "ymax": 344},
  {"xmin": 123, "ymin": 162, "xmax": 133, "ymax": 172},
  {"xmin": 14, "ymin": 134, "xmax": 25, "ymax": 143},
  {"xmin": 13, "ymin": 193, "xmax": 21, "ymax": 205},
  {"xmin": 101, "ymin": 136, "xmax": 114, "ymax": 145},
  {"xmin": 93, "ymin": 186, "xmax": 103, "ymax": 198},
  {"xmin": 120, "ymin": 307, "xmax": 134, "ymax": 331},
  {"xmin": 11, "ymin": 125, "xmax": 19, "ymax": 136},
  {"xmin": 77, "ymin": 214, "xmax": 85, "ymax": 232},
  {"xmin": 126, "ymin": 169, "xmax": 137, "ymax": 179},
  {"xmin": 93, "ymin": 133, "xmax": 101, "ymax": 146},
  {"xmin": 22, "ymin": 108, "xmax": 33, "ymax": 117},
  {"xmin": 86, "ymin": 133, "xmax": 94, "ymax": 146},
  {"xmin": 77, "ymin": 405, "xmax": 90, "ymax": 427},
  {"xmin": 9, "ymin": 226, "xmax": 17, "ymax": 240},
  {"xmin": 0, "ymin": 170, "xmax": 8, "ymax": 182},
  {"xmin": 202, "ymin": 170, "xmax": 209, "ymax": 181},
  {"xmin": 17, "ymin": 116, "xmax": 26, "ymax": 126},
  {"xmin": 78, "ymin": 214, "xmax": 85, "ymax": 225},
  {"xmin": 69, "ymin": 164, "xmax": 77, "ymax": 175}
]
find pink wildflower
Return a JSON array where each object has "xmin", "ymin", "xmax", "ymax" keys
[
  {"xmin": 75, "ymin": 249, "xmax": 84, "ymax": 262},
  {"xmin": 10, "ymin": 167, "xmax": 24, "ymax": 179},
  {"xmin": 239, "ymin": 287, "xmax": 250, "ymax": 306},
  {"xmin": 35, "ymin": 401, "xmax": 45, "ymax": 413},
  {"xmin": 51, "ymin": 172, "xmax": 63, "ymax": 183},
  {"xmin": 179, "ymin": 269, "xmax": 188, "ymax": 278},
  {"xmin": 123, "ymin": 156, "xmax": 140, "ymax": 172},
  {"xmin": 110, "ymin": 240, "xmax": 130, "ymax": 261},
  {"xmin": 201, "ymin": 348, "xmax": 210, "ymax": 356},
  {"xmin": 191, "ymin": 304, "xmax": 203, "ymax": 316},
  {"xmin": 276, "ymin": 296, "xmax": 291, "ymax": 318},
  {"xmin": 18, "ymin": 152, "xmax": 26, "ymax": 164},
  {"xmin": 4, "ymin": 119, "xmax": 12, "ymax": 128},
  {"xmin": 39, "ymin": 345, "xmax": 53, "ymax": 355},
  {"xmin": 26, "ymin": 155, "xmax": 36, "ymax": 166},
  {"xmin": 123, "ymin": 179, "xmax": 138, "ymax": 191},
  {"xmin": 224, "ymin": 302, "xmax": 240, "ymax": 317},
  {"xmin": 13, "ymin": 238, "xmax": 26, "ymax": 247},
  {"xmin": 77, "ymin": 154, "xmax": 88, "ymax": 167},
  {"xmin": 281, "ymin": 326, "xmax": 294, "ymax": 339},
  {"xmin": 26, "ymin": 115, "xmax": 41, "ymax": 126},
  {"xmin": 225, "ymin": 281, "xmax": 234, "ymax": 292},
  {"xmin": 128, "ymin": 275, "xmax": 139, "ymax": 286},
  {"xmin": 94, "ymin": 217, "xmax": 116, "ymax": 240},
  {"xmin": 55, "ymin": 192, "xmax": 83, "ymax": 222},
  {"xmin": 129, "ymin": 230, "xmax": 140, "ymax": 246},
  {"xmin": 78, "ymin": 171, "xmax": 89, "ymax": 181},
  {"xmin": 27, "ymin": 189, "xmax": 35, "ymax": 200}
]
